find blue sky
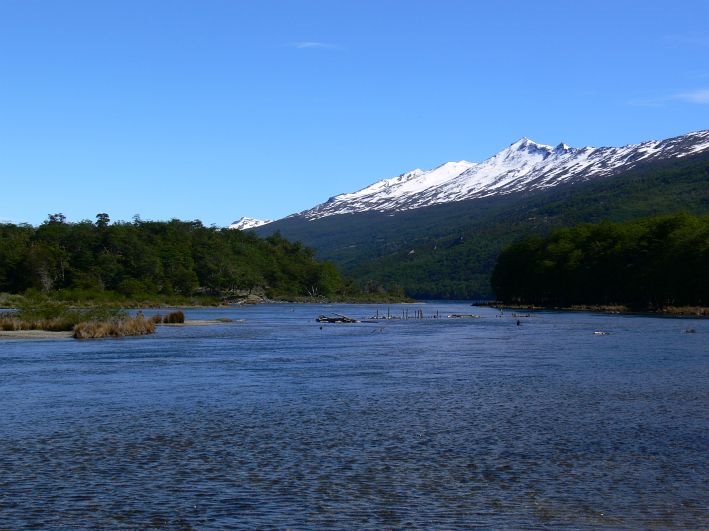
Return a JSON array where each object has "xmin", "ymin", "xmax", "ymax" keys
[{"xmin": 1, "ymin": 0, "xmax": 708, "ymax": 226}]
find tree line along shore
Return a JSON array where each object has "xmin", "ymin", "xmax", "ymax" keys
[
  {"xmin": 0, "ymin": 214, "xmax": 405, "ymax": 305},
  {"xmin": 491, "ymin": 213, "xmax": 709, "ymax": 311}
]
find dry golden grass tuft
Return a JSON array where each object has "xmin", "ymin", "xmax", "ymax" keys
[
  {"xmin": 73, "ymin": 316, "xmax": 156, "ymax": 339},
  {"xmin": 0, "ymin": 316, "xmax": 77, "ymax": 332}
]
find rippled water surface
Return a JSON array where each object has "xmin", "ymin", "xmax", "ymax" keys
[{"xmin": 1, "ymin": 303, "xmax": 707, "ymax": 529}]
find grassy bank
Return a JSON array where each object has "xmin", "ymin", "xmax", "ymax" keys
[
  {"xmin": 0, "ymin": 300, "xmax": 161, "ymax": 339},
  {"xmin": 0, "ymin": 290, "xmax": 221, "ymax": 310}
]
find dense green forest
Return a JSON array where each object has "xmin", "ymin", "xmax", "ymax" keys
[
  {"xmin": 256, "ymin": 150, "xmax": 709, "ymax": 299},
  {"xmin": 491, "ymin": 213, "xmax": 709, "ymax": 308},
  {"xmin": 0, "ymin": 214, "xmax": 362, "ymax": 303}
]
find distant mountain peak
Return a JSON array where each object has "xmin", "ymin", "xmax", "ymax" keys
[
  {"xmin": 510, "ymin": 136, "xmax": 533, "ymax": 147},
  {"xmin": 229, "ymin": 217, "xmax": 272, "ymax": 230},
  {"xmin": 509, "ymin": 137, "xmax": 550, "ymax": 150}
]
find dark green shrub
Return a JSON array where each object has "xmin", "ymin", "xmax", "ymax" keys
[{"xmin": 162, "ymin": 310, "xmax": 185, "ymax": 324}]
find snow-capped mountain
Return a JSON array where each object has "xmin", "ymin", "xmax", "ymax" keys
[
  {"xmin": 296, "ymin": 130, "xmax": 709, "ymax": 220},
  {"xmin": 229, "ymin": 217, "xmax": 272, "ymax": 230}
]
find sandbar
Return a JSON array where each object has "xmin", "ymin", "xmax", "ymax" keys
[{"xmin": 0, "ymin": 330, "xmax": 73, "ymax": 340}]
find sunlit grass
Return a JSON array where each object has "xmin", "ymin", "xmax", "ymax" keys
[{"xmin": 73, "ymin": 315, "xmax": 156, "ymax": 339}]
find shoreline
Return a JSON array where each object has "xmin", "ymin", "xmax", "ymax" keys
[
  {"xmin": 477, "ymin": 303, "xmax": 709, "ymax": 317},
  {"xmin": 0, "ymin": 329, "xmax": 74, "ymax": 339}
]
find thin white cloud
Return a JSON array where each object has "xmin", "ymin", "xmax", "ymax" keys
[
  {"xmin": 674, "ymin": 89, "xmax": 709, "ymax": 104},
  {"xmin": 291, "ymin": 41, "xmax": 339, "ymax": 50},
  {"xmin": 628, "ymin": 88, "xmax": 709, "ymax": 107},
  {"xmin": 627, "ymin": 97, "xmax": 665, "ymax": 108},
  {"xmin": 664, "ymin": 33, "xmax": 709, "ymax": 48}
]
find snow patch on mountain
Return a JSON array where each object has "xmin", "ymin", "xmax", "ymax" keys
[
  {"xmin": 229, "ymin": 217, "xmax": 272, "ymax": 230},
  {"xmin": 296, "ymin": 130, "xmax": 709, "ymax": 220}
]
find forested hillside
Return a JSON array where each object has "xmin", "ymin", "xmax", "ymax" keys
[
  {"xmin": 256, "ymin": 150, "xmax": 709, "ymax": 299},
  {"xmin": 0, "ymin": 215, "xmax": 347, "ymax": 301},
  {"xmin": 491, "ymin": 213, "xmax": 709, "ymax": 308}
]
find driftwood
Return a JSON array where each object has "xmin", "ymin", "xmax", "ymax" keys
[{"xmin": 316, "ymin": 314, "xmax": 359, "ymax": 323}]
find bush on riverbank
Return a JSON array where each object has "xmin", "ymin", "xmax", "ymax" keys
[{"xmin": 162, "ymin": 310, "xmax": 185, "ymax": 323}]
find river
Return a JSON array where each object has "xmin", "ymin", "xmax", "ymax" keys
[{"xmin": 0, "ymin": 303, "xmax": 706, "ymax": 529}]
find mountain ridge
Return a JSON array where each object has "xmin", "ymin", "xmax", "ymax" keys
[
  {"xmin": 233, "ymin": 130, "xmax": 709, "ymax": 229},
  {"xmin": 291, "ymin": 130, "xmax": 709, "ymax": 220}
]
